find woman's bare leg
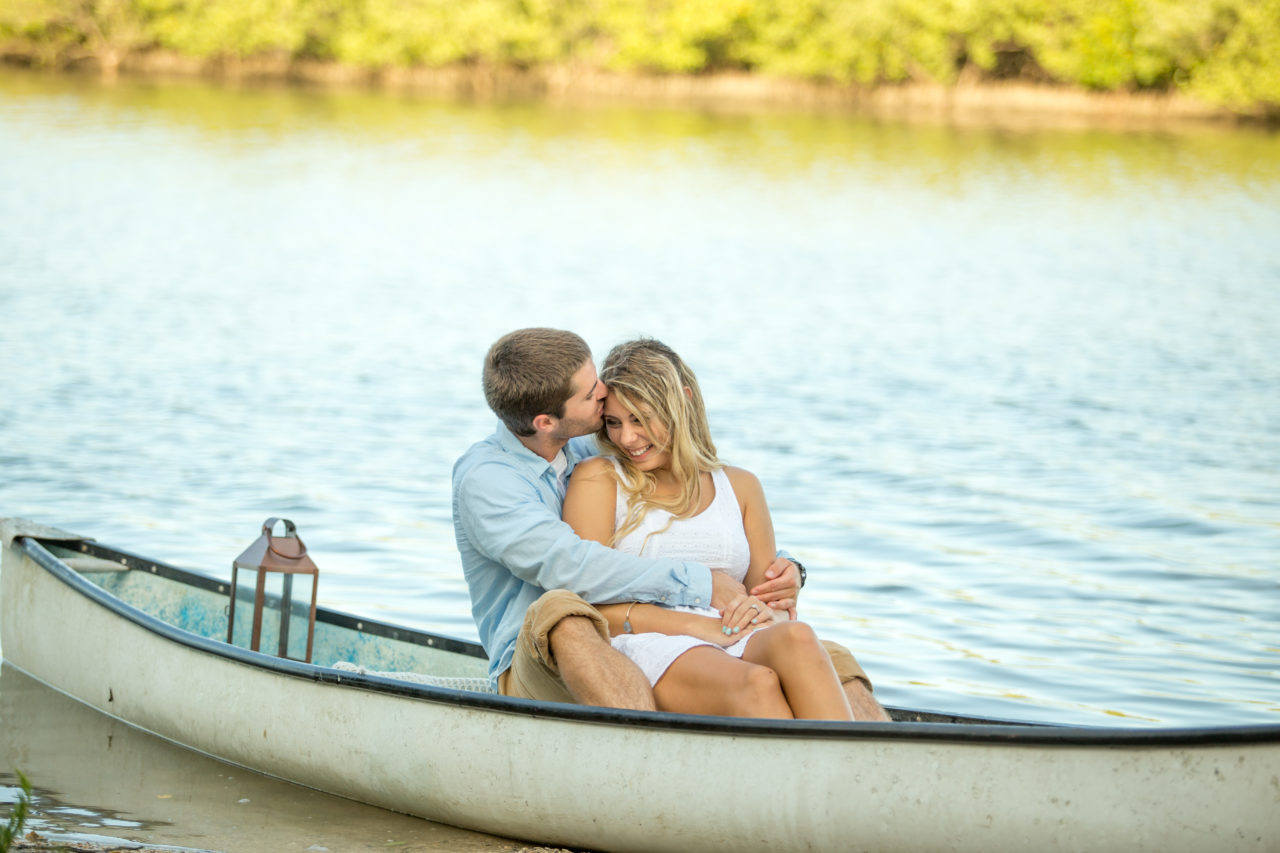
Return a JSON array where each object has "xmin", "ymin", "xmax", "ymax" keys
[
  {"xmin": 653, "ymin": 647, "xmax": 794, "ymax": 719},
  {"xmin": 742, "ymin": 622, "xmax": 854, "ymax": 721}
]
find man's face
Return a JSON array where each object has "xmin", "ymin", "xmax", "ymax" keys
[{"xmin": 549, "ymin": 361, "xmax": 606, "ymax": 440}]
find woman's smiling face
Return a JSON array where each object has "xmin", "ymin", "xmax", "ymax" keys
[{"xmin": 603, "ymin": 393, "xmax": 671, "ymax": 472}]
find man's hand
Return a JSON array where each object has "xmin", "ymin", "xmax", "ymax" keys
[
  {"xmin": 749, "ymin": 558, "xmax": 800, "ymax": 620},
  {"xmin": 710, "ymin": 569, "xmax": 747, "ymax": 611}
]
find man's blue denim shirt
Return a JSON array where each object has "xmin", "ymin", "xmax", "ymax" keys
[{"xmin": 452, "ymin": 422, "xmax": 713, "ymax": 685}]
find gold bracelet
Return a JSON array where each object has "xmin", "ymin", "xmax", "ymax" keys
[{"xmin": 623, "ymin": 602, "xmax": 639, "ymax": 634}]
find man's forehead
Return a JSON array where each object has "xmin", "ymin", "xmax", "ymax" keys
[{"xmin": 572, "ymin": 360, "xmax": 599, "ymax": 393}]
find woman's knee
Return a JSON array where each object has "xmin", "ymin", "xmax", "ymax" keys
[
  {"xmin": 732, "ymin": 663, "xmax": 788, "ymax": 716},
  {"xmin": 765, "ymin": 620, "xmax": 825, "ymax": 656}
]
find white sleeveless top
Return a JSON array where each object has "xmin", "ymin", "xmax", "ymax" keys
[
  {"xmin": 606, "ymin": 459, "xmax": 760, "ymax": 686},
  {"xmin": 610, "ymin": 461, "xmax": 751, "ymax": 583}
]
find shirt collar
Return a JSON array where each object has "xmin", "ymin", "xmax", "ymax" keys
[
  {"xmin": 493, "ymin": 421, "xmax": 557, "ymax": 479},
  {"xmin": 492, "ymin": 421, "xmax": 595, "ymax": 478}
]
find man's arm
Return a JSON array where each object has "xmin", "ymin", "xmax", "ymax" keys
[
  {"xmin": 750, "ymin": 558, "xmax": 801, "ymax": 618},
  {"xmin": 456, "ymin": 461, "xmax": 714, "ymax": 607}
]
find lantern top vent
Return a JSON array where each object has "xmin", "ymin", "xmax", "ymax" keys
[{"xmin": 233, "ymin": 517, "xmax": 317, "ymax": 574}]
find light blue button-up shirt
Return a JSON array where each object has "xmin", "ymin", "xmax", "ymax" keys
[{"xmin": 452, "ymin": 422, "xmax": 713, "ymax": 683}]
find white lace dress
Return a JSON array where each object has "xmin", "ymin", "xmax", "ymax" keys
[{"xmin": 607, "ymin": 460, "xmax": 757, "ymax": 686}]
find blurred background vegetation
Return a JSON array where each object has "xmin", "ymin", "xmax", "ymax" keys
[{"xmin": 1, "ymin": 0, "xmax": 1277, "ymax": 115}]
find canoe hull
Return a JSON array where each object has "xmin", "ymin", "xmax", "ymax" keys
[{"xmin": 3, "ymin": 534, "xmax": 1277, "ymax": 852}]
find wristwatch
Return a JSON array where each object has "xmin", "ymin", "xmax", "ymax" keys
[{"xmin": 794, "ymin": 559, "xmax": 807, "ymax": 588}]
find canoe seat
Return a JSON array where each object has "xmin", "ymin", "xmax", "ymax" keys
[{"xmin": 331, "ymin": 661, "xmax": 497, "ymax": 694}]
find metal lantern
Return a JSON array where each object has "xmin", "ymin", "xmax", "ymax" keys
[{"xmin": 228, "ymin": 517, "xmax": 319, "ymax": 663}]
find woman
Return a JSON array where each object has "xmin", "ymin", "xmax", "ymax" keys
[{"xmin": 562, "ymin": 338, "xmax": 853, "ymax": 720}]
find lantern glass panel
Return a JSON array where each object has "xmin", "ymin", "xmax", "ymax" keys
[
  {"xmin": 280, "ymin": 572, "xmax": 315, "ymax": 661},
  {"xmin": 229, "ymin": 565, "xmax": 260, "ymax": 650},
  {"xmin": 257, "ymin": 570, "xmax": 288, "ymax": 657}
]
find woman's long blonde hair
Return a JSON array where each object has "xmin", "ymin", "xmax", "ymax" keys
[{"xmin": 598, "ymin": 339, "xmax": 722, "ymax": 548}]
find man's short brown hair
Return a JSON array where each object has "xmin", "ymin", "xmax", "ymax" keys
[{"xmin": 483, "ymin": 328, "xmax": 592, "ymax": 436}]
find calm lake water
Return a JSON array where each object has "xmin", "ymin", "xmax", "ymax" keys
[{"xmin": 2, "ymin": 68, "xmax": 1278, "ymax": 731}]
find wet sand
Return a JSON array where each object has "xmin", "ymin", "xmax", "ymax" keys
[{"xmin": 0, "ymin": 665, "xmax": 573, "ymax": 853}]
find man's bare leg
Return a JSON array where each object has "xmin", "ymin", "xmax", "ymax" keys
[
  {"xmin": 549, "ymin": 616, "xmax": 656, "ymax": 711},
  {"xmin": 843, "ymin": 679, "xmax": 891, "ymax": 722}
]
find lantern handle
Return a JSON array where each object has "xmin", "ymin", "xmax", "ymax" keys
[{"xmin": 262, "ymin": 517, "xmax": 309, "ymax": 560}]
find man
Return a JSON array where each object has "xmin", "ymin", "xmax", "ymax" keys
[{"xmin": 452, "ymin": 328, "xmax": 886, "ymax": 720}]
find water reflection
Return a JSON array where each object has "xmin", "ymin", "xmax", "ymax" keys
[
  {"xmin": 3, "ymin": 69, "xmax": 1278, "ymax": 196},
  {"xmin": 0, "ymin": 778, "xmax": 170, "ymax": 850}
]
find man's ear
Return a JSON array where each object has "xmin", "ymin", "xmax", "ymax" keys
[{"xmin": 531, "ymin": 413, "xmax": 555, "ymax": 433}]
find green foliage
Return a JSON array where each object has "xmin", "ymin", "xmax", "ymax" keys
[
  {"xmin": 1, "ymin": 0, "xmax": 1276, "ymax": 112},
  {"xmin": 1011, "ymin": 0, "xmax": 1187, "ymax": 89},
  {"xmin": 151, "ymin": 0, "xmax": 321, "ymax": 59},
  {"xmin": 0, "ymin": 0, "xmax": 159, "ymax": 68},
  {"xmin": 602, "ymin": 0, "xmax": 756, "ymax": 73},
  {"xmin": 1183, "ymin": 0, "xmax": 1280, "ymax": 110},
  {"xmin": 1, "ymin": 770, "xmax": 32, "ymax": 853}
]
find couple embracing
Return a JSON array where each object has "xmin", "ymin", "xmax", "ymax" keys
[{"xmin": 452, "ymin": 328, "xmax": 887, "ymax": 722}]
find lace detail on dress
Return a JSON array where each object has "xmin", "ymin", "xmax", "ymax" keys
[
  {"xmin": 608, "ymin": 459, "xmax": 750, "ymax": 583},
  {"xmin": 604, "ymin": 458, "xmax": 758, "ymax": 687}
]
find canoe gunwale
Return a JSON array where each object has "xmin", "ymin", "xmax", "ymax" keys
[{"xmin": 14, "ymin": 535, "xmax": 1280, "ymax": 748}]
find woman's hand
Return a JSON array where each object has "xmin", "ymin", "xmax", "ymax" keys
[
  {"xmin": 720, "ymin": 594, "xmax": 777, "ymax": 637},
  {"xmin": 685, "ymin": 613, "xmax": 764, "ymax": 647}
]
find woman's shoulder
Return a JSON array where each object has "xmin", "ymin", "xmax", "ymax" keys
[
  {"xmin": 570, "ymin": 454, "xmax": 619, "ymax": 482},
  {"xmin": 722, "ymin": 466, "xmax": 765, "ymax": 505},
  {"xmin": 562, "ymin": 455, "xmax": 619, "ymax": 539},
  {"xmin": 722, "ymin": 465, "xmax": 761, "ymax": 489}
]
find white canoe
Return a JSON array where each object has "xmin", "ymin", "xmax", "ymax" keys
[{"xmin": 2, "ymin": 526, "xmax": 1277, "ymax": 853}]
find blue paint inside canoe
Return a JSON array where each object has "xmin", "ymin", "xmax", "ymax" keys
[{"xmin": 78, "ymin": 563, "xmax": 488, "ymax": 680}]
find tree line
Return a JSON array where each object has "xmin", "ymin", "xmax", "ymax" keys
[{"xmin": 2, "ymin": 0, "xmax": 1277, "ymax": 115}]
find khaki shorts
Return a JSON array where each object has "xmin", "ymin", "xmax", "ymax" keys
[
  {"xmin": 499, "ymin": 589, "xmax": 611, "ymax": 703},
  {"xmin": 821, "ymin": 639, "xmax": 874, "ymax": 693},
  {"xmin": 498, "ymin": 589, "xmax": 874, "ymax": 700}
]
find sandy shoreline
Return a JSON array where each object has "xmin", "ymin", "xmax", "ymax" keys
[{"xmin": 2, "ymin": 52, "xmax": 1257, "ymax": 130}]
